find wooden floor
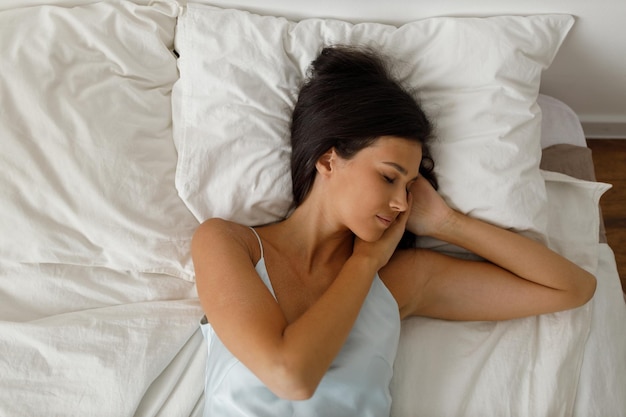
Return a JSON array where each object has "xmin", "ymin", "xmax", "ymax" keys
[{"xmin": 587, "ymin": 139, "xmax": 626, "ymax": 293}]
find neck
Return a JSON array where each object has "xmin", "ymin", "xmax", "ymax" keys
[{"xmin": 270, "ymin": 194, "xmax": 354, "ymax": 273}]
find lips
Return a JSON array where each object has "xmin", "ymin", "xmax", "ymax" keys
[{"xmin": 376, "ymin": 215, "xmax": 393, "ymax": 227}]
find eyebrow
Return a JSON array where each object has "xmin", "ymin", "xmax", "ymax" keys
[
  {"xmin": 383, "ymin": 161, "xmax": 419, "ymax": 180},
  {"xmin": 383, "ymin": 161, "xmax": 408, "ymax": 175}
]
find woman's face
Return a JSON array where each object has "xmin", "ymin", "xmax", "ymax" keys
[{"xmin": 329, "ymin": 136, "xmax": 422, "ymax": 242}]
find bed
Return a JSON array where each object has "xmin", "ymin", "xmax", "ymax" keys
[{"xmin": 0, "ymin": 1, "xmax": 624, "ymax": 416}]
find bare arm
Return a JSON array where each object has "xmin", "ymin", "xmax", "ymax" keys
[
  {"xmin": 193, "ymin": 214, "xmax": 408, "ymax": 400},
  {"xmin": 382, "ymin": 177, "xmax": 596, "ymax": 321}
]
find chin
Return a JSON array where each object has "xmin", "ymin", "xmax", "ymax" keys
[{"xmin": 353, "ymin": 227, "xmax": 385, "ymax": 243}]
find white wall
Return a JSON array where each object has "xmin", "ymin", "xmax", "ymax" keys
[{"xmin": 201, "ymin": 0, "xmax": 626, "ymax": 138}]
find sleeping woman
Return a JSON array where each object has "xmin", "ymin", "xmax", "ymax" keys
[{"xmin": 192, "ymin": 45, "xmax": 596, "ymax": 417}]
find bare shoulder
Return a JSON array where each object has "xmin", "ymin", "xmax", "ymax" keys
[
  {"xmin": 192, "ymin": 218, "xmax": 260, "ymax": 265},
  {"xmin": 192, "ymin": 218, "xmax": 265, "ymax": 302},
  {"xmin": 193, "ymin": 217, "xmax": 249, "ymax": 245}
]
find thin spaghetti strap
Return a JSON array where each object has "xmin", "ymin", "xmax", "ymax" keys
[{"xmin": 248, "ymin": 227, "xmax": 264, "ymax": 260}]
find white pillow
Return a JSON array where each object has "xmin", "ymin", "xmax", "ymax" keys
[
  {"xmin": 542, "ymin": 170, "xmax": 611, "ymax": 273},
  {"xmin": 0, "ymin": 1, "xmax": 198, "ymax": 279},
  {"xmin": 173, "ymin": 5, "xmax": 573, "ymax": 236}
]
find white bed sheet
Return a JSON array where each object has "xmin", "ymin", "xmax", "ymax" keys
[{"xmin": 574, "ymin": 244, "xmax": 626, "ymax": 417}]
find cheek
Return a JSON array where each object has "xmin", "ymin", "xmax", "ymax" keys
[
  {"xmin": 332, "ymin": 164, "xmax": 388, "ymax": 216},
  {"xmin": 343, "ymin": 186, "xmax": 387, "ymax": 231},
  {"xmin": 355, "ymin": 177, "xmax": 391, "ymax": 210},
  {"xmin": 341, "ymin": 178, "xmax": 379, "ymax": 207}
]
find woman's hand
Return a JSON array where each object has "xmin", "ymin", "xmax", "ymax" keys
[
  {"xmin": 406, "ymin": 176, "xmax": 455, "ymax": 237},
  {"xmin": 352, "ymin": 193, "xmax": 413, "ymax": 270}
]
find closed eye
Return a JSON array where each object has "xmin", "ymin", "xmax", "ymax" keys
[{"xmin": 383, "ymin": 175, "xmax": 395, "ymax": 184}]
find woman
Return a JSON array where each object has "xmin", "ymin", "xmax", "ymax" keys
[{"xmin": 192, "ymin": 46, "xmax": 596, "ymax": 416}]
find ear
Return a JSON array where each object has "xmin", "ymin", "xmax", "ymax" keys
[{"xmin": 315, "ymin": 148, "xmax": 337, "ymax": 178}]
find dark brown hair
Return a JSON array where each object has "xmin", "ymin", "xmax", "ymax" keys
[{"xmin": 289, "ymin": 45, "xmax": 436, "ymax": 246}]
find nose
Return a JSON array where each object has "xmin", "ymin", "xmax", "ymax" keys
[{"xmin": 390, "ymin": 189, "xmax": 409, "ymax": 212}]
